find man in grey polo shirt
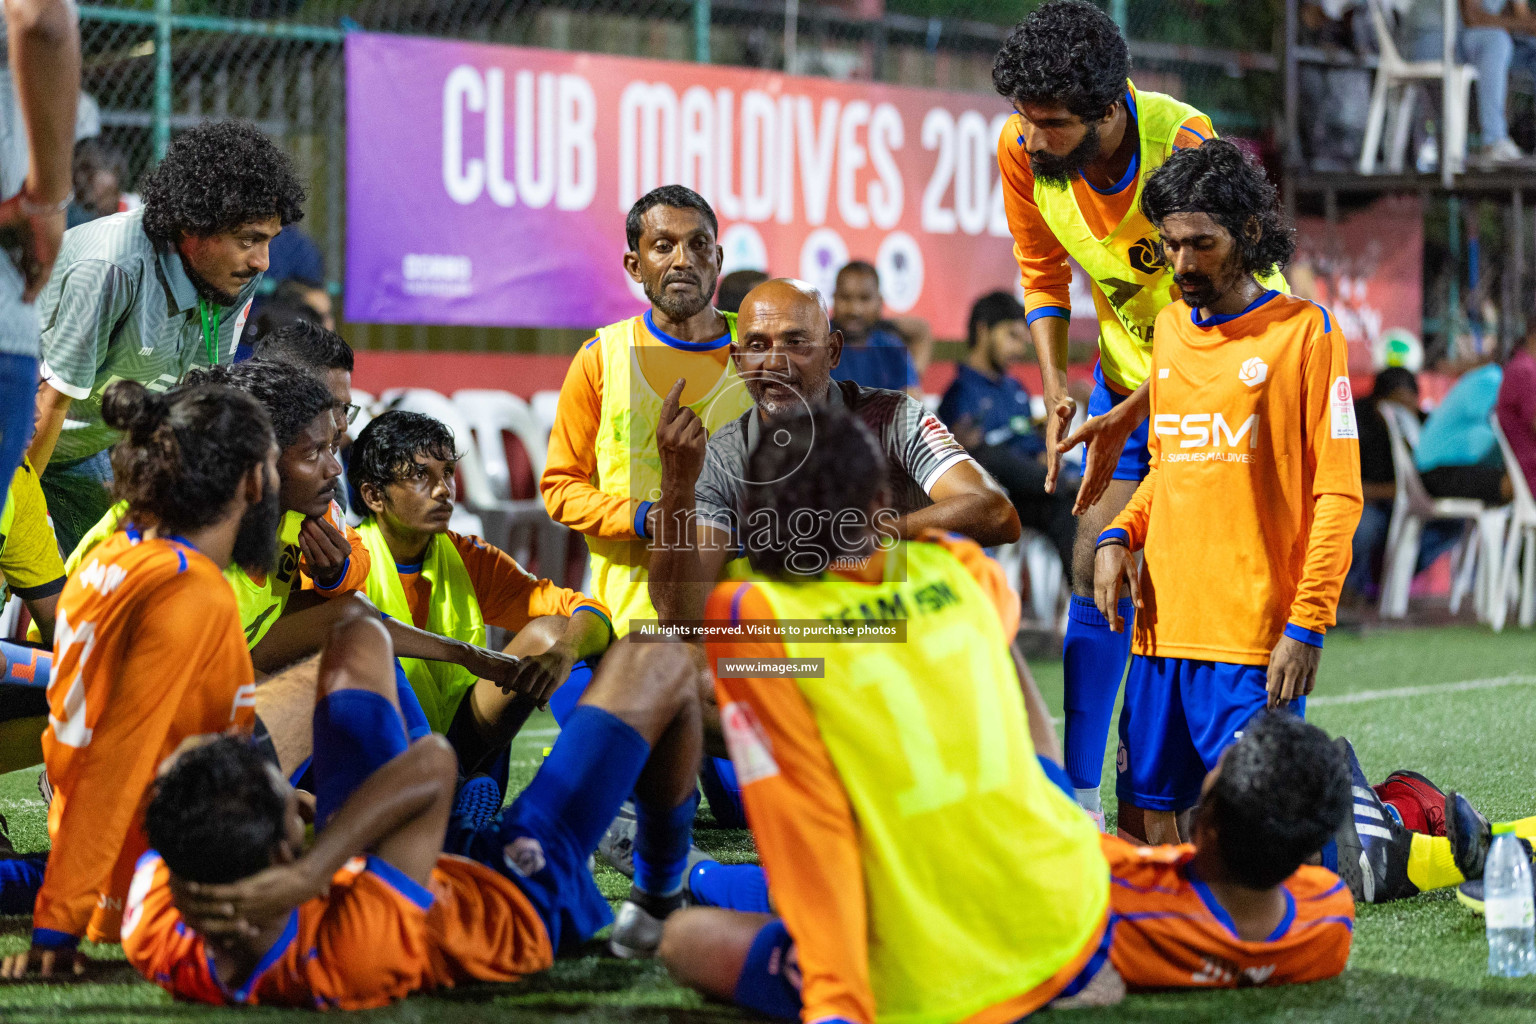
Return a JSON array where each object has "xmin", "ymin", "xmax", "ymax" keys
[
  {"xmin": 27, "ymin": 119, "xmax": 307, "ymax": 554},
  {"xmin": 0, "ymin": 0, "xmax": 79, "ymax": 495},
  {"xmin": 643, "ymin": 277, "xmax": 1018, "ymax": 833},
  {"xmin": 648, "ymin": 277, "xmax": 1020, "ymax": 624}
]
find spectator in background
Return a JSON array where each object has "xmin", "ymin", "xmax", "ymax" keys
[
  {"xmin": 1402, "ymin": 0, "xmax": 1525, "ymax": 165},
  {"xmin": 1344, "ymin": 367, "xmax": 1463, "ymax": 601},
  {"xmin": 28, "ymin": 120, "xmax": 306, "ymax": 556},
  {"xmin": 273, "ymin": 275, "xmax": 334, "ymax": 330},
  {"xmin": 1298, "ymin": 1, "xmax": 1374, "ymax": 171},
  {"xmin": 938, "ymin": 291, "xmax": 1077, "ymax": 571},
  {"xmin": 714, "ymin": 268, "xmax": 768, "ymax": 314},
  {"xmin": 1416, "ymin": 358, "xmax": 1511, "ymax": 503},
  {"xmin": 0, "ymin": 0, "xmax": 80, "ymax": 513},
  {"xmin": 1496, "ymin": 321, "xmax": 1536, "ymax": 497},
  {"xmin": 265, "ymin": 221, "xmax": 323, "ymax": 283},
  {"xmin": 239, "ymin": 278, "xmax": 333, "ymax": 362},
  {"xmin": 830, "ymin": 260, "xmax": 930, "ymax": 396},
  {"xmin": 65, "ymin": 137, "xmax": 123, "ymax": 228}
]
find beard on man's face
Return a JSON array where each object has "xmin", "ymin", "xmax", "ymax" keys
[
  {"xmin": 644, "ymin": 268, "xmax": 717, "ymax": 321},
  {"xmin": 180, "ymin": 255, "xmax": 248, "ymax": 307},
  {"xmin": 1174, "ymin": 249, "xmax": 1248, "ymax": 311},
  {"xmin": 1028, "ymin": 119, "xmax": 1103, "ymax": 190},
  {"xmin": 232, "ymin": 472, "xmax": 283, "ymax": 575}
]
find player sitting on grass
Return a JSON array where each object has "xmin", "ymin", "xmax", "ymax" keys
[
  {"xmin": 57, "ymin": 362, "xmax": 537, "ymax": 778},
  {"xmin": 2, "ymin": 379, "xmax": 281, "ymax": 972},
  {"xmin": 348, "ymin": 410, "xmax": 613, "ymax": 778},
  {"xmin": 251, "ymin": 319, "xmax": 360, "ymax": 479},
  {"xmin": 58, "ymin": 358, "xmax": 370, "ymax": 660},
  {"xmin": 121, "ymin": 617, "xmax": 703, "ymax": 1009},
  {"xmin": 657, "ymin": 406, "xmax": 1354, "ymax": 1021},
  {"xmin": 1093, "ymin": 139, "xmax": 1362, "ymax": 845}
]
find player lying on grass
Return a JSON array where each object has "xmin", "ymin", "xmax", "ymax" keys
[
  {"xmin": 121, "ymin": 618, "xmax": 703, "ymax": 1009},
  {"xmin": 1, "ymin": 379, "xmax": 281, "ymax": 969},
  {"xmin": 653, "ymin": 406, "xmax": 1353, "ymax": 1022},
  {"xmin": 348, "ymin": 410, "xmax": 613, "ymax": 778},
  {"xmin": 1331, "ymin": 740, "xmax": 1536, "ymax": 910},
  {"xmin": 1093, "ymin": 139, "xmax": 1362, "ymax": 846}
]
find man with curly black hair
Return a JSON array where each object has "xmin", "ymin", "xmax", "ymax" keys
[
  {"xmin": 27, "ymin": 119, "xmax": 306, "ymax": 556},
  {"xmin": 991, "ymin": 0, "xmax": 1289, "ymax": 828},
  {"xmin": 1094, "ymin": 140, "xmax": 1361, "ymax": 847}
]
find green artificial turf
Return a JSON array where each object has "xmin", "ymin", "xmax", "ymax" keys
[{"xmin": 1, "ymin": 625, "xmax": 1533, "ymax": 1021}]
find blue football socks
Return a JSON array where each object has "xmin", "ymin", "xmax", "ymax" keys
[
  {"xmin": 1063, "ymin": 595, "xmax": 1134, "ymax": 807},
  {"xmin": 633, "ymin": 788, "xmax": 698, "ymax": 899},
  {"xmin": 0, "ymin": 855, "xmax": 46, "ymax": 915},
  {"xmin": 689, "ymin": 860, "xmax": 772, "ymax": 913}
]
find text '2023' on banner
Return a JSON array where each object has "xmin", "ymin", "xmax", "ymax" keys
[{"xmin": 345, "ymin": 32, "xmax": 1022, "ymax": 335}]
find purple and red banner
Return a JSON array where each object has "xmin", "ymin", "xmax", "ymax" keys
[{"xmin": 344, "ymin": 32, "xmax": 1022, "ymax": 337}]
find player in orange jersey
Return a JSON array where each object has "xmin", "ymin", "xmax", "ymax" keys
[
  {"xmin": 656, "ymin": 411, "xmax": 1354, "ymax": 1018},
  {"xmin": 2, "ymin": 378, "xmax": 282, "ymax": 975},
  {"xmin": 1094, "ymin": 140, "xmax": 1362, "ymax": 846},
  {"xmin": 992, "ymin": 0, "xmax": 1235, "ymax": 825},
  {"xmin": 541, "ymin": 185, "xmax": 754, "ymax": 638},
  {"xmin": 121, "ymin": 617, "xmax": 704, "ymax": 1009}
]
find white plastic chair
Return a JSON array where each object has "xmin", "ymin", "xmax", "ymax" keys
[
  {"xmin": 1358, "ymin": 0, "xmax": 1477, "ymax": 178},
  {"xmin": 349, "ymin": 388, "xmax": 376, "ymax": 439},
  {"xmin": 531, "ymin": 390, "xmax": 561, "ymax": 438},
  {"xmin": 1377, "ymin": 402, "xmax": 1504, "ymax": 618},
  {"xmin": 1491, "ymin": 416, "xmax": 1536, "ymax": 630},
  {"xmin": 0, "ymin": 595, "xmax": 22, "ymax": 641},
  {"xmin": 452, "ymin": 389, "xmax": 568, "ymax": 577}
]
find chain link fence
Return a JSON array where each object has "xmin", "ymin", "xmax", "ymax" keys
[{"xmin": 78, "ymin": 0, "xmax": 1281, "ymax": 350}]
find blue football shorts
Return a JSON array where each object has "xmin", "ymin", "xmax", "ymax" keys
[{"xmin": 1116, "ymin": 654, "xmax": 1304, "ymax": 811}]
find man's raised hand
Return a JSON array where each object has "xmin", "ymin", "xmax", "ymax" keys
[{"xmin": 656, "ymin": 378, "xmax": 707, "ymax": 492}]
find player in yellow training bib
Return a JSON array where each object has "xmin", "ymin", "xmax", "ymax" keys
[
  {"xmin": 541, "ymin": 186, "xmax": 754, "ymax": 639},
  {"xmin": 991, "ymin": 0, "xmax": 1286, "ymax": 825}
]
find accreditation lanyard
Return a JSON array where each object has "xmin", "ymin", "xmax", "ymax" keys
[{"xmin": 198, "ymin": 298, "xmax": 223, "ymax": 365}]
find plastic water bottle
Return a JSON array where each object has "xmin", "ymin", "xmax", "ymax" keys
[
  {"xmin": 1416, "ymin": 121, "xmax": 1439, "ymax": 174},
  {"xmin": 1486, "ymin": 825, "xmax": 1536, "ymax": 977}
]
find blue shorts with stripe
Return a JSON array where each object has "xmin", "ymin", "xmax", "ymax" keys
[
  {"xmin": 1116, "ymin": 655, "xmax": 1304, "ymax": 811},
  {"xmin": 1087, "ymin": 362, "xmax": 1151, "ymax": 482}
]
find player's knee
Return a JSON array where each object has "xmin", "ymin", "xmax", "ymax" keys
[
  {"xmin": 414, "ymin": 733, "xmax": 459, "ymax": 788},
  {"xmin": 319, "ymin": 616, "xmax": 394, "ymax": 698},
  {"xmin": 659, "ymin": 910, "xmax": 737, "ymax": 999},
  {"xmin": 335, "ymin": 591, "xmax": 379, "ymax": 621}
]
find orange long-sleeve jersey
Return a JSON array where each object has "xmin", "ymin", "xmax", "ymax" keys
[
  {"xmin": 704, "ymin": 534, "xmax": 1105, "ymax": 1024},
  {"xmin": 35, "ymin": 528, "xmax": 255, "ymax": 946},
  {"xmin": 123, "ymin": 851, "xmax": 553, "ymax": 1008},
  {"xmin": 1102, "ymin": 834, "xmax": 1353, "ymax": 989},
  {"xmin": 1106, "ymin": 291, "xmax": 1363, "ymax": 663},
  {"xmin": 393, "ymin": 531, "xmax": 609, "ymax": 632},
  {"xmin": 295, "ymin": 501, "xmax": 372, "ymax": 595},
  {"xmin": 541, "ymin": 329, "xmax": 732, "ymax": 540},
  {"xmin": 998, "ymin": 95, "xmax": 1212, "ymax": 325}
]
